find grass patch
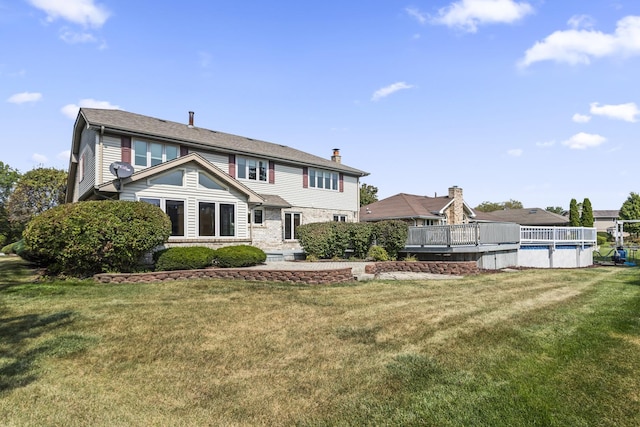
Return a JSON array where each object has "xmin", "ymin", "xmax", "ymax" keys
[{"xmin": 1, "ymin": 257, "xmax": 639, "ymax": 426}]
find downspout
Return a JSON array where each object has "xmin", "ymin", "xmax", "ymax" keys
[{"xmin": 98, "ymin": 125, "xmax": 105, "ymax": 184}]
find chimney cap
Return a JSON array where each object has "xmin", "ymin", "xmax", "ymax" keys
[{"xmin": 188, "ymin": 111, "xmax": 194, "ymax": 128}]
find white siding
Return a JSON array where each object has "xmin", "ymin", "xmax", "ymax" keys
[
  {"xmin": 190, "ymin": 149, "xmax": 228, "ymax": 171},
  {"xmin": 101, "ymin": 135, "xmax": 122, "ymax": 186},
  {"xmin": 77, "ymin": 128, "xmax": 97, "ymax": 200},
  {"xmin": 119, "ymin": 165, "xmax": 250, "ymax": 242}
]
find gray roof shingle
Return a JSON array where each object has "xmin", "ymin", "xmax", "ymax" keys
[{"xmin": 80, "ymin": 108, "xmax": 368, "ymax": 176}]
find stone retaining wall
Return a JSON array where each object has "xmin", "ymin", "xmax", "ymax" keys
[
  {"xmin": 366, "ymin": 261, "xmax": 479, "ymax": 276},
  {"xmin": 94, "ymin": 267, "xmax": 354, "ymax": 285}
]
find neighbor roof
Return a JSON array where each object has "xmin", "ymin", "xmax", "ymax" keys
[
  {"xmin": 77, "ymin": 108, "xmax": 368, "ymax": 176},
  {"xmin": 359, "ymin": 193, "xmax": 474, "ymax": 222},
  {"xmin": 474, "ymin": 208, "xmax": 569, "ymax": 226},
  {"xmin": 593, "ymin": 210, "xmax": 619, "ymax": 219}
]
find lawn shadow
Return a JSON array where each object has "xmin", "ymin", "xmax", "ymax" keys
[
  {"xmin": 0, "ymin": 311, "xmax": 75, "ymax": 393},
  {"xmin": 0, "ymin": 257, "xmax": 40, "ymax": 293}
]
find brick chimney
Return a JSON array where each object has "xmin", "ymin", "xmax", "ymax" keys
[
  {"xmin": 447, "ymin": 186, "xmax": 464, "ymax": 225},
  {"xmin": 331, "ymin": 148, "xmax": 341, "ymax": 163},
  {"xmin": 188, "ymin": 111, "xmax": 194, "ymax": 128}
]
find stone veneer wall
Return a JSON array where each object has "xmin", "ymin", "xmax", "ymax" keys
[
  {"xmin": 94, "ymin": 267, "xmax": 354, "ymax": 285},
  {"xmin": 366, "ymin": 261, "xmax": 479, "ymax": 275},
  {"xmin": 251, "ymin": 206, "xmax": 357, "ymax": 252}
]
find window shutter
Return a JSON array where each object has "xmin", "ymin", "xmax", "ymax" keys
[
  {"xmin": 121, "ymin": 136, "xmax": 131, "ymax": 163},
  {"xmin": 339, "ymin": 173, "xmax": 344, "ymax": 192},
  {"xmin": 229, "ymin": 154, "xmax": 236, "ymax": 177},
  {"xmin": 269, "ymin": 161, "xmax": 275, "ymax": 184},
  {"xmin": 180, "ymin": 145, "xmax": 189, "ymax": 156},
  {"xmin": 302, "ymin": 167, "xmax": 308, "ymax": 188}
]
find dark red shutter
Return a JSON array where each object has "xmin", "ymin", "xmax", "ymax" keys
[
  {"xmin": 269, "ymin": 161, "xmax": 275, "ymax": 184},
  {"xmin": 302, "ymin": 167, "xmax": 308, "ymax": 188},
  {"xmin": 229, "ymin": 154, "xmax": 236, "ymax": 177},
  {"xmin": 180, "ymin": 145, "xmax": 189, "ymax": 156},
  {"xmin": 339, "ymin": 173, "xmax": 344, "ymax": 192},
  {"xmin": 121, "ymin": 136, "xmax": 131, "ymax": 163}
]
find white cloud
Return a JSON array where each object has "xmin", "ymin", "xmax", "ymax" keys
[
  {"xmin": 562, "ymin": 132, "xmax": 606, "ymax": 149},
  {"xmin": 406, "ymin": 7, "xmax": 427, "ymax": 25},
  {"xmin": 590, "ymin": 102, "xmax": 639, "ymax": 122},
  {"xmin": 507, "ymin": 148, "xmax": 523, "ymax": 157},
  {"xmin": 519, "ymin": 15, "xmax": 640, "ymax": 67},
  {"xmin": 567, "ymin": 14, "xmax": 595, "ymax": 30},
  {"xmin": 572, "ymin": 113, "xmax": 591, "ymax": 123},
  {"xmin": 59, "ymin": 27, "xmax": 97, "ymax": 44},
  {"xmin": 61, "ymin": 98, "xmax": 121, "ymax": 119},
  {"xmin": 57, "ymin": 150, "xmax": 71, "ymax": 161},
  {"xmin": 371, "ymin": 82, "xmax": 414, "ymax": 101},
  {"xmin": 433, "ymin": 0, "xmax": 534, "ymax": 33},
  {"xmin": 7, "ymin": 92, "xmax": 42, "ymax": 104},
  {"xmin": 536, "ymin": 140, "xmax": 555, "ymax": 147},
  {"xmin": 28, "ymin": 0, "xmax": 110, "ymax": 28},
  {"xmin": 32, "ymin": 153, "xmax": 49, "ymax": 164}
]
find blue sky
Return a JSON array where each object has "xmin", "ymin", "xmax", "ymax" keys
[{"xmin": 2, "ymin": 0, "xmax": 639, "ymax": 210}]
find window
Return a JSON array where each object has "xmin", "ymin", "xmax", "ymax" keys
[
  {"xmin": 250, "ymin": 208, "xmax": 264, "ymax": 225},
  {"xmin": 284, "ymin": 212, "xmax": 301, "ymax": 240},
  {"xmin": 220, "ymin": 204, "xmax": 235, "ymax": 236},
  {"xmin": 199, "ymin": 202, "xmax": 216, "ymax": 236},
  {"xmin": 140, "ymin": 198, "xmax": 184, "ymax": 236},
  {"xmin": 309, "ymin": 169, "xmax": 338, "ymax": 190},
  {"xmin": 198, "ymin": 202, "xmax": 236, "ymax": 237},
  {"xmin": 198, "ymin": 172, "xmax": 225, "ymax": 190},
  {"xmin": 149, "ymin": 170, "xmax": 184, "ymax": 186},
  {"xmin": 333, "ymin": 215, "xmax": 347, "ymax": 222},
  {"xmin": 237, "ymin": 156, "xmax": 267, "ymax": 182},
  {"xmin": 133, "ymin": 140, "xmax": 179, "ymax": 167},
  {"xmin": 79, "ymin": 152, "xmax": 85, "ymax": 182},
  {"xmin": 166, "ymin": 200, "xmax": 185, "ymax": 236}
]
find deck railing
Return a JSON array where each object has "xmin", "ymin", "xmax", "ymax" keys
[
  {"xmin": 520, "ymin": 226, "xmax": 597, "ymax": 247},
  {"xmin": 406, "ymin": 224, "xmax": 596, "ymax": 248},
  {"xmin": 407, "ymin": 223, "xmax": 520, "ymax": 247}
]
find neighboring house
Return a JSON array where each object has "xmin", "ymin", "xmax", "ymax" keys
[
  {"xmin": 593, "ymin": 210, "xmax": 619, "ymax": 234},
  {"xmin": 359, "ymin": 186, "xmax": 476, "ymax": 225},
  {"xmin": 473, "ymin": 208, "xmax": 569, "ymax": 226},
  {"xmin": 66, "ymin": 108, "xmax": 368, "ymax": 258}
]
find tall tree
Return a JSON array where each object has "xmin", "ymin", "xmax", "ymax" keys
[
  {"xmin": 0, "ymin": 162, "xmax": 21, "ymax": 244},
  {"xmin": 619, "ymin": 192, "xmax": 640, "ymax": 237},
  {"xmin": 546, "ymin": 206, "xmax": 564, "ymax": 215},
  {"xmin": 503, "ymin": 199, "xmax": 523, "ymax": 210},
  {"xmin": 580, "ymin": 198, "xmax": 594, "ymax": 227},
  {"xmin": 6, "ymin": 167, "xmax": 67, "ymax": 236},
  {"xmin": 569, "ymin": 198, "xmax": 581, "ymax": 226},
  {"xmin": 360, "ymin": 183, "xmax": 378, "ymax": 206},
  {"xmin": 475, "ymin": 199, "xmax": 523, "ymax": 212}
]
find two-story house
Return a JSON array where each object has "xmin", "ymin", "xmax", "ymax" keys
[{"xmin": 66, "ymin": 108, "xmax": 368, "ymax": 259}]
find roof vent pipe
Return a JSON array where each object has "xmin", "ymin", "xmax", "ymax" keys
[{"xmin": 188, "ymin": 111, "xmax": 194, "ymax": 128}]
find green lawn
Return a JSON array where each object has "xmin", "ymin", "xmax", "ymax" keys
[{"xmin": 1, "ymin": 256, "xmax": 639, "ymax": 426}]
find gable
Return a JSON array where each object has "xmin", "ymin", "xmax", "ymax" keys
[{"xmin": 98, "ymin": 153, "xmax": 264, "ymax": 204}]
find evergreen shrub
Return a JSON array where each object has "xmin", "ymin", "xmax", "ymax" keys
[
  {"xmin": 214, "ymin": 245, "xmax": 266, "ymax": 268},
  {"xmin": 372, "ymin": 220, "xmax": 409, "ymax": 259},
  {"xmin": 155, "ymin": 246, "xmax": 216, "ymax": 271}
]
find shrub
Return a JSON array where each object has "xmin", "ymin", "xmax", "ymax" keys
[
  {"xmin": 373, "ymin": 220, "xmax": 409, "ymax": 259},
  {"xmin": 1, "ymin": 242, "xmax": 15, "ymax": 254},
  {"xmin": 297, "ymin": 221, "xmax": 374, "ymax": 259},
  {"xmin": 367, "ymin": 245, "xmax": 389, "ymax": 261},
  {"xmin": 155, "ymin": 246, "xmax": 216, "ymax": 271},
  {"xmin": 214, "ymin": 245, "xmax": 266, "ymax": 268},
  {"xmin": 23, "ymin": 200, "xmax": 171, "ymax": 277}
]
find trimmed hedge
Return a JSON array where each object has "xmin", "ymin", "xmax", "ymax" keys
[
  {"xmin": 23, "ymin": 200, "xmax": 171, "ymax": 277},
  {"xmin": 296, "ymin": 220, "xmax": 407, "ymax": 260},
  {"xmin": 155, "ymin": 246, "xmax": 216, "ymax": 271},
  {"xmin": 214, "ymin": 245, "xmax": 266, "ymax": 268}
]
